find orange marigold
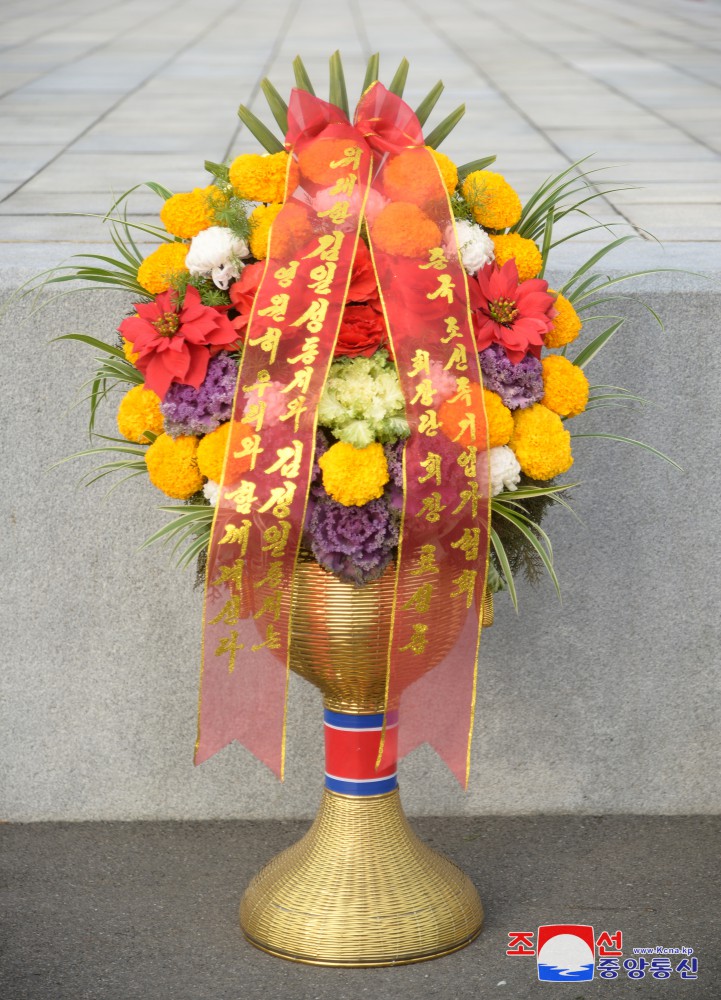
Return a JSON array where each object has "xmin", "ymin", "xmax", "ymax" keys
[
  {"xmin": 145, "ymin": 433, "xmax": 204, "ymax": 499},
  {"xmin": 382, "ymin": 147, "xmax": 456, "ymax": 204},
  {"xmin": 137, "ymin": 242, "xmax": 188, "ymax": 296},
  {"xmin": 490, "ymin": 233, "xmax": 542, "ymax": 282},
  {"xmin": 159, "ymin": 186, "xmax": 224, "ymax": 239},
  {"xmin": 196, "ymin": 421, "xmax": 256, "ymax": 483},
  {"xmin": 438, "ymin": 383, "xmax": 511, "ymax": 448},
  {"xmin": 461, "ymin": 170, "xmax": 522, "ymax": 230},
  {"xmin": 370, "ymin": 202, "xmax": 441, "ymax": 258},
  {"xmin": 545, "ymin": 291, "xmax": 582, "ymax": 348},
  {"xmin": 541, "ymin": 355, "xmax": 589, "ymax": 418},
  {"xmin": 297, "ymin": 139, "xmax": 355, "ymax": 186},
  {"xmin": 509, "ymin": 403, "xmax": 573, "ymax": 480},
  {"xmin": 229, "ymin": 152, "xmax": 299, "ymax": 203}
]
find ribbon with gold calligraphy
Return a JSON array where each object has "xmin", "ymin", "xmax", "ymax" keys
[{"xmin": 198, "ymin": 83, "xmax": 490, "ymax": 787}]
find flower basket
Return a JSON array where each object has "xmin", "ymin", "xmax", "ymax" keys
[{"xmin": 39, "ymin": 50, "xmax": 676, "ymax": 967}]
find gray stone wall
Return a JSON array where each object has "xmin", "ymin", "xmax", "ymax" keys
[{"xmin": 1, "ymin": 249, "xmax": 719, "ymax": 820}]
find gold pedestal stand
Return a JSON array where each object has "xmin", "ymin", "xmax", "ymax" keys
[
  {"xmin": 240, "ymin": 555, "xmax": 490, "ymax": 966},
  {"xmin": 241, "ymin": 788, "xmax": 483, "ymax": 966}
]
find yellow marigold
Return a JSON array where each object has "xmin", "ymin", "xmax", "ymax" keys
[
  {"xmin": 122, "ymin": 337, "xmax": 139, "ymax": 366},
  {"xmin": 482, "ymin": 388, "xmax": 514, "ymax": 447},
  {"xmin": 490, "ymin": 233, "xmax": 542, "ymax": 282},
  {"xmin": 370, "ymin": 202, "xmax": 442, "ymax": 258},
  {"xmin": 248, "ymin": 203, "xmax": 283, "ymax": 259},
  {"xmin": 545, "ymin": 291, "xmax": 582, "ymax": 348},
  {"xmin": 196, "ymin": 421, "xmax": 257, "ymax": 483},
  {"xmin": 297, "ymin": 139, "xmax": 353, "ymax": 186},
  {"xmin": 428, "ymin": 147, "xmax": 458, "ymax": 196},
  {"xmin": 461, "ymin": 170, "xmax": 522, "ymax": 230},
  {"xmin": 117, "ymin": 385, "xmax": 164, "ymax": 443},
  {"xmin": 137, "ymin": 242, "xmax": 188, "ymax": 295},
  {"xmin": 159, "ymin": 186, "xmax": 224, "ymax": 239},
  {"xmin": 229, "ymin": 152, "xmax": 298, "ymax": 203},
  {"xmin": 319, "ymin": 440, "xmax": 389, "ymax": 507},
  {"xmin": 196, "ymin": 422, "xmax": 230, "ymax": 482},
  {"xmin": 541, "ymin": 355, "xmax": 589, "ymax": 418},
  {"xmin": 145, "ymin": 433, "xmax": 204, "ymax": 499},
  {"xmin": 509, "ymin": 403, "xmax": 573, "ymax": 480}
]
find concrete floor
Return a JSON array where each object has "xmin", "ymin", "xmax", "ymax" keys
[{"xmin": 2, "ymin": 813, "xmax": 719, "ymax": 998}]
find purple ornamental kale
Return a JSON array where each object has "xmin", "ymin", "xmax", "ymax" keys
[
  {"xmin": 478, "ymin": 343, "xmax": 544, "ymax": 410},
  {"xmin": 303, "ymin": 495, "xmax": 400, "ymax": 587},
  {"xmin": 161, "ymin": 352, "xmax": 238, "ymax": 437}
]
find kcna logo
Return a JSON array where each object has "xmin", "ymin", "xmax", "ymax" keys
[{"xmin": 536, "ymin": 924, "xmax": 595, "ymax": 982}]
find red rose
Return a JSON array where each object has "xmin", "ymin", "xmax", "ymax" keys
[
  {"xmin": 348, "ymin": 240, "xmax": 380, "ymax": 308},
  {"xmin": 335, "ymin": 304, "xmax": 386, "ymax": 358},
  {"xmin": 229, "ymin": 261, "xmax": 265, "ymax": 334}
]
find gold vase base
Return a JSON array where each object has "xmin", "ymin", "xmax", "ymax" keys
[{"xmin": 240, "ymin": 788, "xmax": 484, "ymax": 967}]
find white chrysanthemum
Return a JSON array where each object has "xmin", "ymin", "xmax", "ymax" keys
[
  {"xmin": 450, "ymin": 219, "xmax": 495, "ymax": 275},
  {"xmin": 186, "ymin": 226, "xmax": 249, "ymax": 290},
  {"xmin": 203, "ymin": 480, "xmax": 221, "ymax": 506},
  {"xmin": 489, "ymin": 445, "xmax": 521, "ymax": 496}
]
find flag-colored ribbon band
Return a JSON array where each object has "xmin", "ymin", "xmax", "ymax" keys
[
  {"xmin": 324, "ymin": 709, "xmax": 398, "ymax": 796},
  {"xmin": 198, "ymin": 82, "xmax": 490, "ymax": 788}
]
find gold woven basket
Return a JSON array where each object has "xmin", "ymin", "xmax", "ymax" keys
[{"xmin": 240, "ymin": 553, "xmax": 490, "ymax": 966}]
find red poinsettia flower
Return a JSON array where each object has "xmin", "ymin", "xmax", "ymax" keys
[
  {"xmin": 119, "ymin": 286, "xmax": 238, "ymax": 400},
  {"xmin": 470, "ymin": 258, "xmax": 556, "ymax": 363},
  {"xmin": 228, "ymin": 261, "xmax": 265, "ymax": 335}
]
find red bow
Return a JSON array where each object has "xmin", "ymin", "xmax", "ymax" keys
[{"xmin": 285, "ymin": 81, "xmax": 424, "ymax": 157}]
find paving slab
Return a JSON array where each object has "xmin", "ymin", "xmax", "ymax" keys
[{"xmin": 0, "ymin": 0, "xmax": 719, "ymax": 268}]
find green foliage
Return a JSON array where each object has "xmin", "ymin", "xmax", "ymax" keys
[
  {"xmin": 450, "ymin": 192, "xmax": 474, "ymax": 223},
  {"xmin": 140, "ymin": 504, "xmax": 215, "ymax": 569},
  {"xmin": 168, "ymin": 270, "xmax": 230, "ymax": 308},
  {"xmin": 490, "ymin": 482, "xmax": 575, "ymax": 606},
  {"xmin": 53, "ymin": 334, "xmax": 143, "ymax": 436},
  {"xmin": 211, "ymin": 194, "xmax": 251, "ymax": 242}
]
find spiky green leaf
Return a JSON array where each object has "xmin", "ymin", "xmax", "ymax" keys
[
  {"xmin": 237, "ymin": 104, "xmax": 284, "ymax": 153},
  {"xmin": 328, "ymin": 51, "xmax": 349, "ymax": 117},
  {"xmin": 424, "ymin": 104, "xmax": 465, "ymax": 149},
  {"xmin": 456, "ymin": 155, "xmax": 496, "ymax": 180},
  {"xmin": 362, "ymin": 53, "xmax": 380, "ymax": 93},
  {"xmin": 261, "ymin": 78, "xmax": 289, "ymax": 134},
  {"xmin": 388, "ymin": 57, "xmax": 409, "ymax": 97},
  {"xmin": 415, "ymin": 81, "xmax": 443, "ymax": 126},
  {"xmin": 293, "ymin": 56, "xmax": 315, "ymax": 95}
]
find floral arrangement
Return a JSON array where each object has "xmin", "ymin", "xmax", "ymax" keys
[{"xmin": 41, "ymin": 52, "xmax": 674, "ymax": 608}]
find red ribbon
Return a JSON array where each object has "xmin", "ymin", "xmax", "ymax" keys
[{"xmin": 198, "ymin": 83, "xmax": 490, "ymax": 787}]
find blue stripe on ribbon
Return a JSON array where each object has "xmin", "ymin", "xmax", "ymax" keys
[
  {"xmin": 325, "ymin": 772, "xmax": 398, "ymax": 796},
  {"xmin": 323, "ymin": 708, "xmax": 398, "ymax": 730}
]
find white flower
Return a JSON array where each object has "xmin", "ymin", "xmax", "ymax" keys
[
  {"xmin": 186, "ymin": 226, "xmax": 249, "ymax": 290},
  {"xmin": 489, "ymin": 445, "xmax": 521, "ymax": 496},
  {"xmin": 203, "ymin": 480, "xmax": 221, "ymax": 506},
  {"xmin": 448, "ymin": 219, "xmax": 495, "ymax": 275}
]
